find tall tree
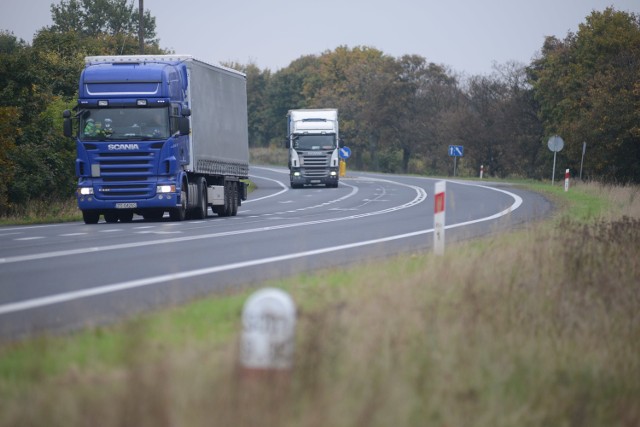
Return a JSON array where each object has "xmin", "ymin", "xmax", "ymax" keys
[
  {"xmin": 0, "ymin": 106, "xmax": 19, "ymax": 213},
  {"xmin": 309, "ymin": 46, "xmax": 397, "ymax": 170},
  {"xmin": 264, "ymin": 55, "xmax": 321, "ymax": 147},
  {"xmin": 224, "ymin": 61, "xmax": 273, "ymax": 147},
  {"xmin": 50, "ymin": 0, "xmax": 158, "ymax": 46},
  {"xmin": 396, "ymin": 55, "xmax": 459, "ymax": 174},
  {"xmin": 529, "ymin": 7, "xmax": 640, "ymax": 182}
]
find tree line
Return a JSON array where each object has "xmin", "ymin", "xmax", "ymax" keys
[{"xmin": 1, "ymin": 1, "xmax": 638, "ymax": 214}]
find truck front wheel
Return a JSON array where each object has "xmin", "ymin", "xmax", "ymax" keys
[
  {"xmin": 193, "ymin": 177, "xmax": 208, "ymax": 219},
  {"xmin": 104, "ymin": 212, "xmax": 119, "ymax": 223},
  {"xmin": 118, "ymin": 211, "xmax": 134, "ymax": 222},
  {"xmin": 170, "ymin": 188, "xmax": 187, "ymax": 221},
  {"xmin": 143, "ymin": 209, "xmax": 164, "ymax": 221},
  {"xmin": 82, "ymin": 210, "xmax": 100, "ymax": 224}
]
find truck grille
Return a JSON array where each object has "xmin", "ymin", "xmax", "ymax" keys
[
  {"xmin": 93, "ymin": 151, "xmax": 157, "ymax": 199},
  {"xmin": 301, "ymin": 153, "xmax": 329, "ymax": 167},
  {"xmin": 299, "ymin": 151, "xmax": 332, "ymax": 177},
  {"xmin": 301, "ymin": 152, "xmax": 330, "ymax": 167}
]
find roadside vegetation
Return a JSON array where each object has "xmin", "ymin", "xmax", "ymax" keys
[
  {"xmin": 1, "ymin": 180, "xmax": 638, "ymax": 427},
  {"xmin": 0, "ymin": 198, "xmax": 80, "ymax": 225}
]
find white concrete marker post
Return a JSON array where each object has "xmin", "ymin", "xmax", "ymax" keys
[
  {"xmin": 564, "ymin": 169, "xmax": 570, "ymax": 192},
  {"xmin": 480, "ymin": 164, "xmax": 484, "ymax": 179},
  {"xmin": 434, "ymin": 181, "xmax": 446, "ymax": 256},
  {"xmin": 241, "ymin": 288, "xmax": 296, "ymax": 374}
]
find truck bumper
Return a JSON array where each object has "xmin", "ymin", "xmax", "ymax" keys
[
  {"xmin": 77, "ymin": 193, "xmax": 180, "ymax": 211},
  {"xmin": 290, "ymin": 168, "xmax": 339, "ymax": 186}
]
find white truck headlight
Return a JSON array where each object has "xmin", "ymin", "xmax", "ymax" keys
[{"xmin": 156, "ymin": 185, "xmax": 176, "ymax": 193}]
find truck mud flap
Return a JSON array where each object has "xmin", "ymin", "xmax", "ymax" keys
[{"xmin": 239, "ymin": 181, "xmax": 248, "ymax": 203}]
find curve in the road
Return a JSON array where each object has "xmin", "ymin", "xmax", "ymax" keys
[{"xmin": 0, "ymin": 176, "xmax": 521, "ymax": 315}]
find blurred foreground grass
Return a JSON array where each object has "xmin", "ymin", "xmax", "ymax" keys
[{"xmin": 0, "ymin": 181, "xmax": 639, "ymax": 427}]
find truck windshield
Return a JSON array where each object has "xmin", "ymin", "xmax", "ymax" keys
[
  {"xmin": 293, "ymin": 134, "xmax": 336, "ymax": 150},
  {"xmin": 80, "ymin": 108, "xmax": 170, "ymax": 141}
]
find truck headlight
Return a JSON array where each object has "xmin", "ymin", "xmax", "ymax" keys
[
  {"xmin": 78, "ymin": 187, "xmax": 94, "ymax": 195},
  {"xmin": 157, "ymin": 185, "xmax": 176, "ymax": 193},
  {"xmin": 293, "ymin": 172, "xmax": 301, "ymax": 177}
]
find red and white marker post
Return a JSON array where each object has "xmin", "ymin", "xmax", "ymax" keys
[
  {"xmin": 564, "ymin": 168, "xmax": 570, "ymax": 192},
  {"xmin": 480, "ymin": 164, "xmax": 484, "ymax": 179},
  {"xmin": 434, "ymin": 181, "xmax": 446, "ymax": 255}
]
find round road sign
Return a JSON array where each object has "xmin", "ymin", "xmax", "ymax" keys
[
  {"xmin": 547, "ymin": 135, "xmax": 564, "ymax": 152},
  {"xmin": 339, "ymin": 146, "xmax": 351, "ymax": 159}
]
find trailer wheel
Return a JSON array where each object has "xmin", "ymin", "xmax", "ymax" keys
[
  {"xmin": 193, "ymin": 177, "xmax": 208, "ymax": 219},
  {"xmin": 104, "ymin": 212, "xmax": 119, "ymax": 223},
  {"xmin": 82, "ymin": 210, "xmax": 100, "ymax": 224},
  {"xmin": 170, "ymin": 188, "xmax": 187, "ymax": 221}
]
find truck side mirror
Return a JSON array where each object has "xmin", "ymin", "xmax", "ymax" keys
[
  {"xmin": 63, "ymin": 110, "xmax": 73, "ymax": 138},
  {"xmin": 178, "ymin": 117, "xmax": 190, "ymax": 135},
  {"xmin": 181, "ymin": 107, "xmax": 191, "ymax": 117},
  {"xmin": 339, "ymin": 138, "xmax": 345, "ymax": 148},
  {"xmin": 284, "ymin": 138, "xmax": 290, "ymax": 149}
]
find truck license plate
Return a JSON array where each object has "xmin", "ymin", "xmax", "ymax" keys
[
  {"xmin": 116, "ymin": 203, "xmax": 137, "ymax": 209},
  {"xmin": 310, "ymin": 180, "xmax": 321, "ymax": 184}
]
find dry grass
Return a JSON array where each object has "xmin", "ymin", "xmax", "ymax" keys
[
  {"xmin": 250, "ymin": 146, "xmax": 288, "ymax": 167},
  {"xmin": 1, "ymin": 182, "xmax": 639, "ymax": 426},
  {"xmin": 0, "ymin": 198, "xmax": 81, "ymax": 225}
]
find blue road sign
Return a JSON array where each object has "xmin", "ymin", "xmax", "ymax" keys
[
  {"xmin": 339, "ymin": 146, "xmax": 352, "ymax": 159},
  {"xmin": 448, "ymin": 145, "xmax": 464, "ymax": 157}
]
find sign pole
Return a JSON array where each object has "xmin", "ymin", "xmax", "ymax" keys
[
  {"xmin": 551, "ymin": 151, "xmax": 557, "ymax": 185},
  {"xmin": 433, "ymin": 181, "xmax": 446, "ymax": 255},
  {"xmin": 448, "ymin": 145, "xmax": 464, "ymax": 177},
  {"xmin": 579, "ymin": 142, "xmax": 586, "ymax": 180},
  {"xmin": 339, "ymin": 146, "xmax": 351, "ymax": 179}
]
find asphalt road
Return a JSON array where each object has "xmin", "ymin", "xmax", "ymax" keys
[{"xmin": 0, "ymin": 167, "xmax": 552, "ymax": 341}]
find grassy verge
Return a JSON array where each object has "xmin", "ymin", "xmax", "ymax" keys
[
  {"xmin": 0, "ymin": 198, "xmax": 82, "ymax": 226},
  {"xmin": 1, "ymin": 181, "xmax": 639, "ymax": 427}
]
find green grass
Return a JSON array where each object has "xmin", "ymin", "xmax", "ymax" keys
[
  {"xmin": 1, "ymin": 180, "xmax": 639, "ymax": 427},
  {"xmin": 0, "ymin": 291, "xmax": 247, "ymax": 386},
  {"xmin": 520, "ymin": 179, "xmax": 609, "ymax": 221},
  {"xmin": 0, "ymin": 198, "xmax": 82, "ymax": 225}
]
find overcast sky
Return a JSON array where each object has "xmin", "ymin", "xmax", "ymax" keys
[{"xmin": 1, "ymin": 0, "xmax": 638, "ymax": 76}]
